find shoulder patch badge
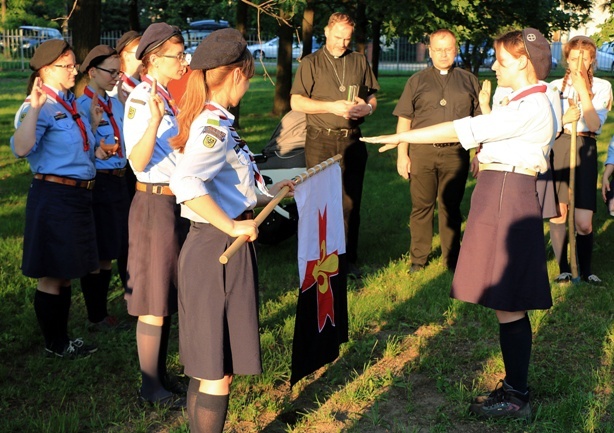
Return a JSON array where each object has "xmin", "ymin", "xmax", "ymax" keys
[
  {"xmin": 203, "ymin": 125, "xmax": 226, "ymax": 141},
  {"xmin": 206, "ymin": 118, "xmax": 220, "ymax": 126},
  {"xmin": 203, "ymin": 134, "xmax": 218, "ymax": 148},
  {"xmin": 19, "ymin": 111, "xmax": 28, "ymax": 122},
  {"xmin": 128, "ymin": 106, "xmax": 136, "ymax": 119}
]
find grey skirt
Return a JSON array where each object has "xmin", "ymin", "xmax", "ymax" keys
[
  {"xmin": 124, "ymin": 190, "xmax": 188, "ymax": 317},
  {"xmin": 178, "ymin": 222, "xmax": 262, "ymax": 380},
  {"xmin": 451, "ymin": 170, "xmax": 552, "ymax": 312}
]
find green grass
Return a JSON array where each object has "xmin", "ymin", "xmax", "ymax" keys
[{"xmin": 0, "ymin": 69, "xmax": 613, "ymax": 433}]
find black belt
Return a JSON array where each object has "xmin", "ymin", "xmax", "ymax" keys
[
  {"xmin": 563, "ymin": 129, "xmax": 596, "ymax": 138},
  {"xmin": 190, "ymin": 210, "xmax": 254, "ymax": 227},
  {"xmin": 432, "ymin": 142, "xmax": 460, "ymax": 148},
  {"xmin": 97, "ymin": 168, "xmax": 127, "ymax": 177},
  {"xmin": 308, "ymin": 126, "xmax": 360, "ymax": 138}
]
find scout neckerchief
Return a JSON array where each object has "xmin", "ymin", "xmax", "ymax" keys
[
  {"xmin": 510, "ymin": 84, "xmax": 547, "ymax": 102},
  {"xmin": 40, "ymin": 85, "xmax": 90, "ymax": 151},
  {"xmin": 142, "ymin": 75, "xmax": 177, "ymax": 116},
  {"xmin": 121, "ymin": 74, "xmax": 140, "ymax": 93},
  {"xmin": 84, "ymin": 86, "xmax": 123, "ymax": 157},
  {"xmin": 205, "ymin": 103, "xmax": 272, "ymax": 197}
]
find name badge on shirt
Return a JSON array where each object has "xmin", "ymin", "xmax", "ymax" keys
[
  {"xmin": 54, "ymin": 112, "xmax": 68, "ymax": 120},
  {"xmin": 99, "ymin": 120, "xmax": 109, "ymax": 126}
]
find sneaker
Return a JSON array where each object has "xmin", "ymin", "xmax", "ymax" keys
[
  {"xmin": 553, "ymin": 272, "xmax": 572, "ymax": 283},
  {"xmin": 584, "ymin": 274, "xmax": 602, "ymax": 284},
  {"xmin": 469, "ymin": 381, "xmax": 531, "ymax": 420},
  {"xmin": 473, "ymin": 379, "xmax": 507, "ymax": 404},
  {"xmin": 45, "ymin": 338, "xmax": 98, "ymax": 359}
]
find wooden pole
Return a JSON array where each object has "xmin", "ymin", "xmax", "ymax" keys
[
  {"xmin": 219, "ymin": 154, "xmax": 343, "ymax": 264},
  {"xmin": 568, "ymin": 50, "xmax": 583, "ymax": 281}
]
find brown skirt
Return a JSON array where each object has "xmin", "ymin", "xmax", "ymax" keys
[
  {"xmin": 124, "ymin": 191, "xmax": 188, "ymax": 317},
  {"xmin": 451, "ymin": 170, "xmax": 552, "ymax": 312}
]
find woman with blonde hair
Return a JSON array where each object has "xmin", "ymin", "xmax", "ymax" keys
[
  {"xmin": 170, "ymin": 29, "xmax": 293, "ymax": 432},
  {"xmin": 548, "ymin": 36, "xmax": 612, "ymax": 284}
]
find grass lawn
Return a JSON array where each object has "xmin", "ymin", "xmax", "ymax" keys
[{"xmin": 0, "ymin": 67, "xmax": 612, "ymax": 433}]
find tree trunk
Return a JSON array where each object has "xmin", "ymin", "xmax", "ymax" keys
[
  {"xmin": 70, "ymin": 0, "xmax": 101, "ymax": 96},
  {"xmin": 230, "ymin": 0, "xmax": 250, "ymax": 128},
  {"xmin": 272, "ymin": 21, "xmax": 293, "ymax": 116},
  {"xmin": 354, "ymin": 1, "xmax": 367, "ymax": 54},
  {"xmin": 128, "ymin": 0, "xmax": 140, "ymax": 31},
  {"xmin": 371, "ymin": 20, "xmax": 381, "ymax": 78},
  {"xmin": 301, "ymin": 0, "xmax": 315, "ymax": 57}
]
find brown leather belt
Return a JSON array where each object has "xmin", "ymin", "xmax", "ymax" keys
[
  {"xmin": 479, "ymin": 163, "xmax": 537, "ymax": 177},
  {"xmin": 97, "ymin": 168, "xmax": 127, "ymax": 177},
  {"xmin": 235, "ymin": 210, "xmax": 254, "ymax": 221},
  {"xmin": 563, "ymin": 129, "xmax": 596, "ymax": 138},
  {"xmin": 136, "ymin": 181, "xmax": 174, "ymax": 196},
  {"xmin": 34, "ymin": 173, "xmax": 95, "ymax": 190},
  {"xmin": 433, "ymin": 142, "xmax": 460, "ymax": 148}
]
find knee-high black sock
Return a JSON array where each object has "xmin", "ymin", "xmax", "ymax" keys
[
  {"xmin": 34, "ymin": 290, "xmax": 68, "ymax": 352},
  {"xmin": 59, "ymin": 285, "xmax": 72, "ymax": 340},
  {"xmin": 576, "ymin": 232, "xmax": 594, "ymax": 277},
  {"xmin": 499, "ymin": 315, "xmax": 532, "ymax": 393},
  {"xmin": 549, "ymin": 222, "xmax": 570, "ymax": 274},
  {"xmin": 190, "ymin": 392, "xmax": 229, "ymax": 433},
  {"xmin": 81, "ymin": 272, "xmax": 105, "ymax": 323},
  {"xmin": 157, "ymin": 316, "xmax": 171, "ymax": 383},
  {"xmin": 98, "ymin": 269, "xmax": 112, "ymax": 319},
  {"xmin": 136, "ymin": 320, "xmax": 170, "ymax": 401},
  {"xmin": 187, "ymin": 378, "xmax": 199, "ymax": 427}
]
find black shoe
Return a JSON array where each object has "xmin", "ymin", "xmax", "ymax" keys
[
  {"xmin": 347, "ymin": 262, "xmax": 362, "ymax": 279},
  {"xmin": 45, "ymin": 338, "xmax": 98, "ymax": 359},
  {"xmin": 163, "ymin": 374, "xmax": 188, "ymax": 395},
  {"xmin": 469, "ymin": 380, "xmax": 531, "ymax": 420},
  {"xmin": 138, "ymin": 392, "xmax": 186, "ymax": 410}
]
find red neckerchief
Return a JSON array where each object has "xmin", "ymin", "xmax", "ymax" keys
[
  {"xmin": 510, "ymin": 84, "xmax": 547, "ymax": 102},
  {"xmin": 84, "ymin": 86, "xmax": 123, "ymax": 157},
  {"xmin": 121, "ymin": 74, "xmax": 139, "ymax": 93},
  {"xmin": 142, "ymin": 75, "xmax": 177, "ymax": 116},
  {"xmin": 40, "ymin": 85, "xmax": 89, "ymax": 151},
  {"xmin": 204, "ymin": 103, "xmax": 272, "ymax": 197}
]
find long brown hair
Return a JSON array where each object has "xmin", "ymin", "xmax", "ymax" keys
[
  {"xmin": 171, "ymin": 52, "xmax": 254, "ymax": 153},
  {"xmin": 561, "ymin": 36, "xmax": 595, "ymax": 95}
]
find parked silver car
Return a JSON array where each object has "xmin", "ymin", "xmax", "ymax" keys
[
  {"xmin": 247, "ymin": 37, "xmax": 320, "ymax": 60},
  {"xmin": 596, "ymin": 42, "xmax": 614, "ymax": 72}
]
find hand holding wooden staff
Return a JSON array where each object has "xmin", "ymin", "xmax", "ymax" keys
[{"xmin": 219, "ymin": 154, "xmax": 343, "ymax": 264}]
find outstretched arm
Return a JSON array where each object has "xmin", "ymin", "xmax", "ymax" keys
[{"xmin": 361, "ymin": 121, "xmax": 458, "ymax": 153}]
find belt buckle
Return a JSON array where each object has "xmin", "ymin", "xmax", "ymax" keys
[
  {"xmin": 152, "ymin": 185, "xmax": 164, "ymax": 195},
  {"xmin": 340, "ymin": 129, "xmax": 349, "ymax": 138},
  {"xmin": 85, "ymin": 180, "xmax": 95, "ymax": 190}
]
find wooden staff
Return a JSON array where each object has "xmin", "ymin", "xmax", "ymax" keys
[
  {"xmin": 219, "ymin": 154, "xmax": 343, "ymax": 264},
  {"xmin": 568, "ymin": 50, "xmax": 584, "ymax": 281}
]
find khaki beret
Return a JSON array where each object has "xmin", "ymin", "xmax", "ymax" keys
[
  {"xmin": 115, "ymin": 31, "xmax": 141, "ymax": 54},
  {"xmin": 29, "ymin": 39, "xmax": 71, "ymax": 71},
  {"xmin": 80, "ymin": 45, "xmax": 117, "ymax": 74},
  {"xmin": 190, "ymin": 28, "xmax": 247, "ymax": 70},
  {"xmin": 136, "ymin": 22, "xmax": 182, "ymax": 60}
]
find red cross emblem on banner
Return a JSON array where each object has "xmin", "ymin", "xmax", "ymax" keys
[{"xmin": 301, "ymin": 208, "xmax": 339, "ymax": 332}]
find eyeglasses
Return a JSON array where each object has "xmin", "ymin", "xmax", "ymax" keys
[
  {"xmin": 96, "ymin": 66, "xmax": 123, "ymax": 78},
  {"xmin": 54, "ymin": 64, "xmax": 79, "ymax": 72},
  {"xmin": 161, "ymin": 52, "xmax": 188, "ymax": 61},
  {"xmin": 431, "ymin": 48, "xmax": 455, "ymax": 55}
]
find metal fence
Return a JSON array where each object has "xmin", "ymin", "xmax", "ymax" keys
[{"xmin": 0, "ymin": 29, "xmax": 565, "ymax": 75}]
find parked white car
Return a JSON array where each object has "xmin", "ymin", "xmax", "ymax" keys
[
  {"xmin": 596, "ymin": 42, "xmax": 614, "ymax": 72},
  {"xmin": 247, "ymin": 37, "xmax": 320, "ymax": 59}
]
